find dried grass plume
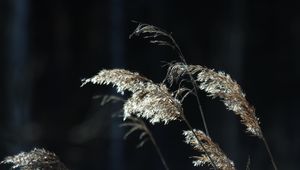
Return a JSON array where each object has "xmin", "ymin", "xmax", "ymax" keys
[
  {"xmin": 183, "ymin": 130, "xmax": 235, "ymax": 170},
  {"xmin": 1, "ymin": 148, "xmax": 68, "ymax": 170},
  {"xmin": 168, "ymin": 63, "xmax": 262, "ymax": 137},
  {"xmin": 82, "ymin": 69, "xmax": 183, "ymax": 124}
]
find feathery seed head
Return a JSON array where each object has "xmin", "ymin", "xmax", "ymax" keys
[
  {"xmin": 183, "ymin": 130, "xmax": 235, "ymax": 170},
  {"xmin": 124, "ymin": 84, "xmax": 182, "ymax": 124},
  {"xmin": 82, "ymin": 69, "xmax": 182, "ymax": 124},
  {"xmin": 1, "ymin": 148, "xmax": 68, "ymax": 170},
  {"xmin": 81, "ymin": 69, "xmax": 151, "ymax": 94},
  {"xmin": 169, "ymin": 63, "xmax": 262, "ymax": 137}
]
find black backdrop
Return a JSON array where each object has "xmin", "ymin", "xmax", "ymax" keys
[{"xmin": 0, "ymin": 0, "xmax": 299, "ymax": 169}]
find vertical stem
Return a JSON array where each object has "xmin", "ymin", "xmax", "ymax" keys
[
  {"xmin": 168, "ymin": 32, "xmax": 215, "ymax": 168},
  {"xmin": 261, "ymin": 135, "xmax": 278, "ymax": 170},
  {"xmin": 170, "ymin": 36, "xmax": 210, "ymax": 137},
  {"xmin": 189, "ymin": 79, "xmax": 210, "ymax": 137}
]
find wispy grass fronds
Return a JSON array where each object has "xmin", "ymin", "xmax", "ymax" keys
[
  {"xmin": 120, "ymin": 116, "xmax": 170, "ymax": 170},
  {"xmin": 82, "ymin": 69, "xmax": 182, "ymax": 124},
  {"xmin": 93, "ymin": 94, "xmax": 125, "ymax": 106},
  {"xmin": 120, "ymin": 116, "xmax": 150, "ymax": 148},
  {"xmin": 183, "ymin": 130, "xmax": 235, "ymax": 170},
  {"xmin": 1, "ymin": 148, "xmax": 68, "ymax": 170},
  {"xmin": 168, "ymin": 63, "xmax": 262, "ymax": 137},
  {"xmin": 129, "ymin": 22, "xmax": 175, "ymax": 49}
]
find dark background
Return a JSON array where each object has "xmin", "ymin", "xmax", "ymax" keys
[{"xmin": 0, "ymin": 0, "xmax": 299, "ymax": 169}]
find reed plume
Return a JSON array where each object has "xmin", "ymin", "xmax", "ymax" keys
[
  {"xmin": 80, "ymin": 23, "xmax": 277, "ymax": 170},
  {"xmin": 83, "ymin": 69, "xmax": 219, "ymax": 169},
  {"xmin": 183, "ymin": 130, "xmax": 235, "ymax": 170},
  {"xmin": 1, "ymin": 148, "xmax": 68, "ymax": 170},
  {"xmin": 168, "ymin": 63, "xmax": 262, "ymax": 137},
  {"xmin": 168, "ymin": 62, "xmax": 278, "ymax": 169},
  {"xmin": 81, "ymin": 69, "xmax": 150, "ymax": 94},
  {"xmin": 82, "ymin": 69, "xmax": 182, "ymax": 124}
]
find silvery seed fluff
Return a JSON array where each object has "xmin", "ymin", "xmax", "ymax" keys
[{"xmin": 82, "ymin": 69, "xmax": 182, "ymax": 124}]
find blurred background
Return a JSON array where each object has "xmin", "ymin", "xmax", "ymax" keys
[{"xmin": 0, "ymin": 0, "xmax": 299, "ymax": 169}]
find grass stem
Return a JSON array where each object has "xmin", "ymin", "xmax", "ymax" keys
[{"xmin": 261, "ymin": 134, "xmax": 278, "ymax": 170}]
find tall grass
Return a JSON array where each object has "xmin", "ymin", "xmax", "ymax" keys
[{"xmin": 1, "ymin": 23, "xmax": 277, "ymax": 170}]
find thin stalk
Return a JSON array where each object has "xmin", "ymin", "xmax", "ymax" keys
[
  {"xmin": 169, "ymin": 35, "xmax": 210, "ymax": 137},
  {"xmin": 261, "ymin": 133, "xmax": 278, "ymax": 170},
  {"xmin": 140, "ymin": 121, "xmax": 170, "ymax": 170},
  {"xmin": 181, "ymin": 114, "xmax": 217, "ymax": 170}
]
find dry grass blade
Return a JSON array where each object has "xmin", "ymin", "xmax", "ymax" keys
[
  {"xmin": 1, "ymin": 148, "xmax": 68, "ymax": 170},
  {"xmin": 82, "ymin": 69, "xmax": 182, "ymax": 124},
  {"xmin": 168, "ymin": 63, "xmax": 262, "ymax": 137},
  {"xmin": 183, "ymin": 130, "xmax": 235, "ymax": 170}
]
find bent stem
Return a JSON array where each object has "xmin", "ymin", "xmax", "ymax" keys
[
  {"xmin": 140, "ymin": 120, "xmax": 170, "ymax": 170},
  {"xmin": 261, "ymin": 133, "xmax": 278, "ymax": 170},
  {"xmin": 180, "ymin": 114, "xmax": 217, "ymax": 170},
  {"xmin": 130, "ymin": 23, "xmax": 210, "ymax": 136}
]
